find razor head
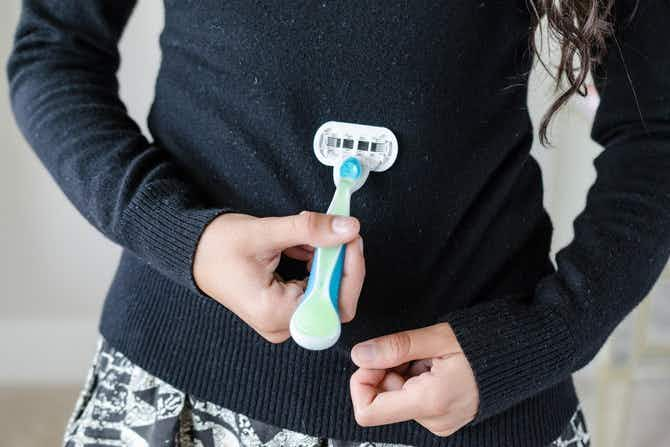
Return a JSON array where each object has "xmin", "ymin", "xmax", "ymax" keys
[{"xmin": 313, "ymin": 121, "xmax": 398, "ymax": 172}]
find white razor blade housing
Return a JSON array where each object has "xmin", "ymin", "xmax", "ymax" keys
[{"xmin": 313, "ymin": 121, "xmax": 398, "ymax": 174}]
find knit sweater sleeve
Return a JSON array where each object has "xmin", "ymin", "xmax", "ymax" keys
[
  {"xmin": 7, "ymin": 0, "xmax": 226, "ymax": 291},
  {"xmin": 441, "ymin": 0, "xmax": 670, "ymax": 422}
]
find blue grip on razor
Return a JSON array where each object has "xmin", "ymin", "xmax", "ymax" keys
[{"xmin": 289, "ymin": 157, "xmax": 361, "ymax": 350}]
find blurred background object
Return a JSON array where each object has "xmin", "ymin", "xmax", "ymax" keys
[{"xmin": 0, "ymin": 1, "xmax": 667, "ymax": 446}]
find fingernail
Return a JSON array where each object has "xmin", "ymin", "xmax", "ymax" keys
[
  {"xmin": 352, "ymin": 342, "xmax": 376, "ymax": 363},
  {"xmin": 358, "ymin": 237, "xmax": 364, "ymax": 254},
  {"xmin": 332, "ymin": 216, "xmax": 356, "ymax": 234}
]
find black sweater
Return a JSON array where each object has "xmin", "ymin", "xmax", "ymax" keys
[{"xmin": 8, "ymin": 1, "xmax": 670, "ymax": 446}]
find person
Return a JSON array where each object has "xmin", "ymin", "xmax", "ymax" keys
[{"xmin": 7, "ymin": 1, "xmax": 669, "ymax": 446}]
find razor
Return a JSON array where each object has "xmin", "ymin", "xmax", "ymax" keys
[{"xmin": 289, "ymin": 121, "xmax": 399, "ymax": 350}]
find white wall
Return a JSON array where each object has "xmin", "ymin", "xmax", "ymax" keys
[{"xmin": 0, "ymin": 1, "xmax": 597, "ymax": 384}]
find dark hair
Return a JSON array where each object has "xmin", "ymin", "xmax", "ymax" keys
[{"xmin": 529, "ymin": 0, "xmax": 617, "ymax": 145}]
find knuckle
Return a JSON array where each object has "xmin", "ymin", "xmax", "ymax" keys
[
  {"xmin": 426, "ymin": 393, "xmax": 450, "ymax": 415},
  {"xmin": 259, "ymin": 286, "xmax": 278, "ymax": 304},
  {"xmin": 257, "ymin": 218, "xmax": 275, "ymax": 244},
  {"xmin": 387, "ymin": 331, "xmax": 412, "ymax": 361},
  {"xmin": 283, "ymin": 281, "xmax": 304, "ymax": 300},
  {"xmin": 298, "ymin": 211, "xmax": 319, "ymax": 237},
  {"xmin": 253, "ymin": 302, "xmax": 281, "ymax": 333}
]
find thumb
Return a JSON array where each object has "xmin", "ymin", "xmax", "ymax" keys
[
  {"xmin": 351, "ymin": 323, "xmax": 461, "ymax": 369},
  {"xmin": 255, "ymin": 211, "xmax": 360, "ymax": 251}
]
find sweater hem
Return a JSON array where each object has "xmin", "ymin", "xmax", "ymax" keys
[{"xmin": 100, "ymin": 252, "xmax": 580, "ymax": 447}]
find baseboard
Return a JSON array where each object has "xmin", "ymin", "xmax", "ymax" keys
[{"xmin": 0, "ymin": 318, "xmax": 99, "ymax": 386}]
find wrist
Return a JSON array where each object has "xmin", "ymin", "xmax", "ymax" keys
[{"xmin": 192, "ymin": 211, "xmax": 239, "ymax": 296}]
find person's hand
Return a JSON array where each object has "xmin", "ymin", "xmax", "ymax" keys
[
  {"xmin": 193, "ymin": 211, "xmax": 365, "ymax": 343},
  {"xmin": 350, "ymin": 323, "xmax": 479, "ymax": 437}
]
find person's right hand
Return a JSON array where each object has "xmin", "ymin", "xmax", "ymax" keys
[{"xmin": 193, "ymin": 211, "xmax": 365, "ymax": 343}]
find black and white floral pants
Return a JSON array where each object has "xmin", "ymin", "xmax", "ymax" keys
[{"xmin": 63, "ymin": 340, "xmax": 590, "ymax": 447}]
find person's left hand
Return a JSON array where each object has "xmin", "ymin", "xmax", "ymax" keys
[{"xmin": 349, "ymin": 323, "xmax": 479, "ymax": 437}]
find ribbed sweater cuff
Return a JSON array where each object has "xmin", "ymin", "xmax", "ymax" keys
[
  {"xmin": 440, "ymin": 297, "xmax": 576, "ymax": 423},
  {"xmin": 120, "ymin": 182, "xmax": 229, "ymax": 292}
]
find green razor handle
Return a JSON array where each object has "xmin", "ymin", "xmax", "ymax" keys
[{"xmin": 289, "ymin": 157, "xmax": 363, "ymax": 350}]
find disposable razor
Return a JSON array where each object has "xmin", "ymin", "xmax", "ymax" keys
[{"xmin": 289, "ymin": 121, "xmax": 398, "ymax": 350}]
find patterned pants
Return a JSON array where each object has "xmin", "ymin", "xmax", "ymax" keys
[{"xmin": 64, "ymin": 340, "xmax": 590, "ymax": 447}]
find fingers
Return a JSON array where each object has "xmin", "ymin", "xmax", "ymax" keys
[
  {"xmin": 379, "ymin": 370, "xmax": 405, "ymax": 392},
  {"xmin": 255, "ymin": 211, "xmax": 359, "ymax": 252},
  {"xmin": 279, "ymin": 236, "xmax": 365, "ymax": 324},
  {"xmin": 246, "ymin": 276, "xmax": 304, "ymax": 341},
  {"xmin": 195, "ymin": 211, "xmax": 363, "ymax": 346},
  {"xmin": 350, "ymin": 368, "xmax": 386, "ymax": 412},
  {"xmin": 351, "ymin": 323, "xmax": 461, "ymax": 369},
  {"xmin": 339, "ymin": 237, "xmax": 365, "ymax": 323},
  {"xmin": 351, "ymin": 353, "xmax": 480, "ymax": 434},
  {"xmin": 212, "ymin": 211, "xmax": 363, "ymax": 344},
  {"xmin": 350, "ymin": 368, "xmax": 425, "ymax": 427}
]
